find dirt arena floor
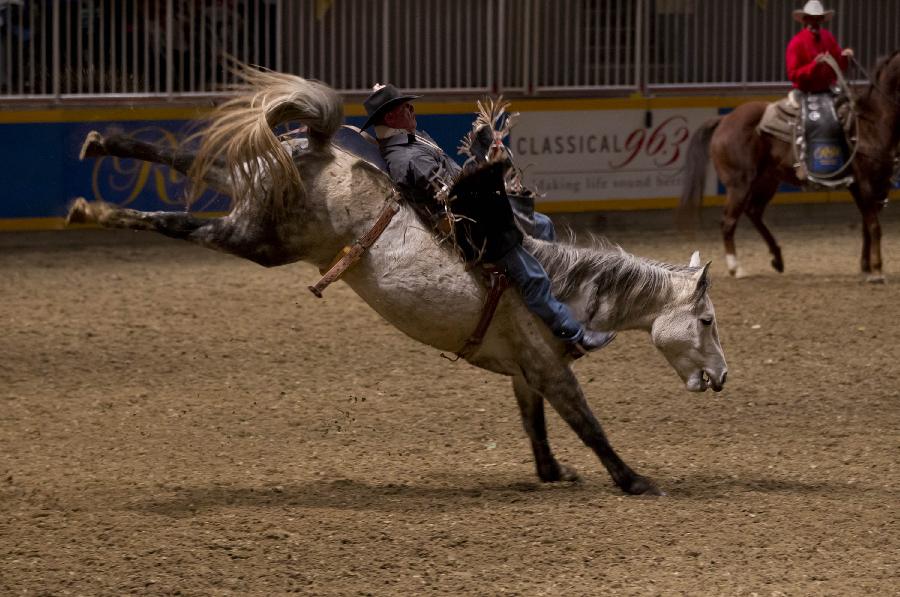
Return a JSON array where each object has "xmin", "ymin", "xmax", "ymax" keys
[{"xmin": 2, "ymin": 207, "xmax": 899, "ymax": 595}]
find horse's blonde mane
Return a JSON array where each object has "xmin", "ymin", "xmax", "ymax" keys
[{"xmin": 187, "ymin": 62, "xmax": 344, "ymax": 214}]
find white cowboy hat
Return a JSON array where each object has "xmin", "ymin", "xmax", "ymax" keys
[{"xmin": 793, "ymin": 1, "xmax": 834, "ymax": 23}]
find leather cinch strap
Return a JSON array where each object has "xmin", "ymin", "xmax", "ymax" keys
[
  {"xmin": 455, "ymin": 266, "xmax": 509, "ymax": 359},
  {"xmin": 308, "ymin": 199, "xmax": 400, "ymax": 298}
]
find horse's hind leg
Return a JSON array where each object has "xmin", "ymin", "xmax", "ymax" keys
[
  {"xmin": 850, "ymin": 183, "xmax": 886, "ymax": 283},
  {"xmin": 67, "ymin": 198, "xmax": 286, "ymax": 267},
  {"xmin": 746, "ymin": 179, "xmax": 783, "ymax": 273},
  {"xmin": 721, "ymin": 184, "xmax": 750, "ymax": 277},
  {"xmin": 512, "ymin": 376, "xmax": 580, "ymax": 483},
  {"xmin": 523, "ymin": 366, "xmax": 662, "ymax": 495},
  {"xmin": 80, "ymin": 131, "xmax": 231, "ymax": 193}
]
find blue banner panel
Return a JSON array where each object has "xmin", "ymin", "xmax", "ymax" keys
[{"xmin": 0, "ymin": 112, "xmax": 474, "ymax": 220}]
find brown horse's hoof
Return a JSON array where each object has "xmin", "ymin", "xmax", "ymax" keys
[
  {"xmin": 79, "ymin": 131, "xmax": 106, "ymax": 160},
  {"xmin": 539, "ymin": 463, "xmax": 582, "ymax": 484},
  {"xmin": 865, "ymin": 273, "xmax": 886, "ymax": 284},
  {"xmin": 622, "ymin": 475, "xmax": 666, "ymax": 496},
  {"xmin": 771, "ymin": 257, "xmax": 784, "ymax": 273}
]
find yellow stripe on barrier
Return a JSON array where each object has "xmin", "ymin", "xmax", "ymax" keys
[
  {"xmin": 535, "ymin": 189, "xmax": 900, "ymax": 212},
  {"xmin": 0, "ymin": 94, "xmax": 786, "ymax": 124},
  {"xmin": 5, "ymin": 191, "xmax": 896, "ymax": 231}
]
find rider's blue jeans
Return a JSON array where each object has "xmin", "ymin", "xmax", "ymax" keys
[
  {"xmin": 493, "ymin": 244, "xmax": 584, "ymax": 343},
  {"xmin": 532, "ymin": 212, "xmax": 556, "ymax": 242}
]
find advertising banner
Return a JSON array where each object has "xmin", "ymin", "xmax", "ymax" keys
[{"xmin": 510, "ymin": 108, "xmax": 719, "ymax": 204}]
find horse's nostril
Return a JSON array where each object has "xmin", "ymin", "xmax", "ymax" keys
[{"xmin": 721, "ymin": 371, "xmax": 728, "ymax": 385}]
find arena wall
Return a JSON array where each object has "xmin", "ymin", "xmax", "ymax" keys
[{"xmin": 1, "ymin": 95, "xmax": 897, "ymax": 231}]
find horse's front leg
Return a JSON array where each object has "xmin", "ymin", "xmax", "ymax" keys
[
  {"xmin": 67, "ymin": 198, "xmax": 289, "ymax": 267},
  {"xmin": 746, "ymin": 179, "xmax": 783, "ymax": 273},
  {"xmin": 523, "ymin": 364, "xmax": 663, "ymax": 496},
  {"xmin": 512, "ymin": 376, "xmax": 580, "ymax": 483}
]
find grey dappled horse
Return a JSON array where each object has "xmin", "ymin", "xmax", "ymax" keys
[{"xmin": 69, "ymin": 65, "xmax": 728, "ymax": 495}]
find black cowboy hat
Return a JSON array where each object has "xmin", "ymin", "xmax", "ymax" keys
[{"xmin": 361, "ymin": 84, "xmax": 421, "ymax": 130}]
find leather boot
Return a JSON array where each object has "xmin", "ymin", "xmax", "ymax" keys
[{"xmin": 569, "ymin": 330, "xmax": 617, "ymax": 359}]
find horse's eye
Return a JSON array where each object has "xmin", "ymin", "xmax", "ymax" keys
[{"xmin": 700, "ymin": 317, "xmax": 713, "ymax": 326}]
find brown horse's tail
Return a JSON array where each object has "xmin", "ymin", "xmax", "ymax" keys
[{"xmin": 677, "ymin": 117, "xmax": 721, "ymax": 229}]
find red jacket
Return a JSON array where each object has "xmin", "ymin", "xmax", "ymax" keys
[{"xmin": 786, "ymin": 27, "xmax": 848, "ymax": 92}]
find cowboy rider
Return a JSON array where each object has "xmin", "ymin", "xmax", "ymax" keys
[
  {"xmin": 786, "ymin": 1, "xmax": 853, "ymax": 94},
  {"xmin": 360, "ymin": 83, "xmax": 616, "ymax": 357}
]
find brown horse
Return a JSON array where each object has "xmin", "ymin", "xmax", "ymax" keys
[{"xmin": 680, "ymin": 51, "xmax": 900, "ymax": 283}]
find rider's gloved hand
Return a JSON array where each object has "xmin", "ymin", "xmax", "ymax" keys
[{"xmin": 470, "ymin": 124, "xmax": 494, "ymax": 163}]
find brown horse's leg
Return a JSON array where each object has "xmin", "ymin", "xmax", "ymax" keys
[
  {"xmin": 849, "ymin": 184, "xmax": 873, "ymax": 273},
  {"xmin": 512, "ymin": 376, "xmax": 580, "ymax": 483},
  {"xmin": 746, "ymin": 180, "xmax": 783, "ymax": 273},
  {"xmin": 721, "ymin": 185, "xmax": 750, "ymax": 277},
  {"xmin": 862, "ymin": 208, "xmax": 885, "ymax": 282},
  {"xmin": 522, "ymin": 365, "xmax": 662, "ymax": 495},
  {"xmin": 850, "ymin": 184, "xmax": 886, "ymax": 282}
]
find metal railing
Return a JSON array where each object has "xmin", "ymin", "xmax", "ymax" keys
[
  {"xmin": 1, "ymin": 0, "xmax": 899, "ymax": 101},
  {"xmin": 645, "ymin": 0, "xmax": 900, "ymax": 89}
]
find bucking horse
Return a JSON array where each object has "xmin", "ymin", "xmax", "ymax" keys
[{"xmin": 68, "ymin": 64, "xmax": 728, "ymax": 496}]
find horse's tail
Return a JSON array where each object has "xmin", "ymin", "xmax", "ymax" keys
[
  {"xmin": 187, "ymin": 61, "xmax": 343, "ymax": 212},
  {"xmin": 677, "ymin": 117, "xmax": 721, "ymax": 229}
]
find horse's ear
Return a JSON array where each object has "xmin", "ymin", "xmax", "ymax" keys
[
  {"xmin": 689, "ymin": 250, "xmax": 701, "ymax": 268},
  {"xmin": 692, "ymin": 261, "xmax": 712, "ymax": 302}
]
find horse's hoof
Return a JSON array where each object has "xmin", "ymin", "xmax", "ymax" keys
[
  {"xmin": 865, "ymin": 273, "xmax": 886, "ymax": 284},
  {"xmin": 79, "ymin": 131, "xmax": 106, "ymax": 160},
  {"xmin": 65, "ymin": 197, "xmax": 91, "ymax": 225},
  {"xmin": 539, "ymin": 463, "xmax": 582, "ymax": 484},
  {"xmin": 623, "ymin": 475, "xmax": 666, "ymax": 496},
  {"xmin": 771, "ymin": 258, "xmax": 784, "ymax": 273}
]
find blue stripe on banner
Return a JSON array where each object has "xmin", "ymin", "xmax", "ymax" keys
[{"xmin": 0, "ymin": 114, "xmax": 475, "ymax": 220}]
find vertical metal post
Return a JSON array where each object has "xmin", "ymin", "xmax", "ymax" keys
[
  {"xmin": 528, "ymin": 0, "xmax": 537, "ymax": 94},
  {"xmin": 28, "ymin": 0, "xmax": 35, "ymax": 94},
  {"xmin": 276, "ymin": 0, "xmax": 283, "ymax": 71},
  {"xmin": 109, "ymin": 0, "xmax": 116, "ymax": 92},
  {"xmin": 329, "ymin": 0, "xmax": 335, "ymax": 85},
  {"xmin": 52, "ymin": 0, "xmax": 61, "ymax": 97},
  {"xmin": 635, "ymin": 0, "xmax": 644, "ymax": 94},
  {"xmin": 16, "ymin": 0, "xmax": 23, "ymax": 93},
  {"xmin": 382, "ymin": 0, "xmax": 390, "ymax": 82},
  {"xmin": 593, "ymin": 0, "xmax": 600, "ymax": 86},
  {"xmin": 497, "ymin": 0, "xmax": 505, "ymax": 93},
  {"xmin": 741, "ymin": 0, "xmax": 748, "ymax": 86},
  {"xmin": 166, "ymin": 0, "xmax": 173, "ymax": 97},
  {"xmin": 98, "ymin": 0, "xmax": 105, "ymax": 93},
  {"xmin": 455, "ymin": 0, "xmax": 461, "ymax": 87},
  {"xmin": 133, "ymin": 0, "xmax": 139, "ymax": 93},
  {"xmin": 487, "ymin": 0, "xmax": 494, "ymax": 92}
]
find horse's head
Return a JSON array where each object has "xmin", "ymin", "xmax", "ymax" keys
[{"xmin": 650, "ymin": 251, "xmax": 728, "ymax": 393}]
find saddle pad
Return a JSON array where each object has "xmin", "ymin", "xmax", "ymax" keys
[
  {"xmin": 333, "ymin": 126, "xmax": 389, "ymax": 173},
  {"xmin": 757, "ymin": 96, "xmax": 798, "ymax": 144}
]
